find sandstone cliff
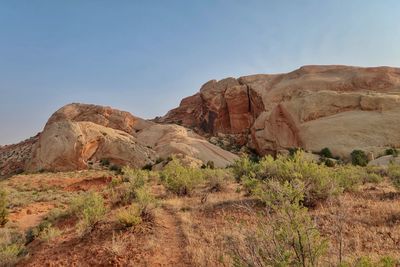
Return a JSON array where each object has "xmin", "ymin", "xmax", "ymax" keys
[{"xmin": 160, "ymin": 65, "xmax": 400, "ymax": 158}]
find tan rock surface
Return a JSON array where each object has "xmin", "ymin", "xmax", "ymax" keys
[
  {"xmin": 1, "ymin": 103, "xmax": 238, "ymax": 176},
  {"xmin": 161, "ymin": 65, "xmax": 400, "ymax": 158}
]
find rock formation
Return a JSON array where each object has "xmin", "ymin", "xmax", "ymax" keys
[
  {"xmin": 160, "ymin": 65, "xmax": 400, "ymax": 158},
  {"xmin": 1, "ymin": 103, "xmax": 238, "ymax": 177},
  {"xmin": 2, "ymin": 65, "xmax": 400, "ymax": 177}
]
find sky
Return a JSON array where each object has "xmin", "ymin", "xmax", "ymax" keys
[{"xmin": 1, "ymin": 0, "xmax": 400, "ymax": 145}]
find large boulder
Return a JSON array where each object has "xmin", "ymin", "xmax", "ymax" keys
[
  {"xmin": 26, "ymin": 120, "xmax": 155, "ymax": 172},
  {"xmin": 160, "ymin": 65, "xmax": 400, "ymax": 158},
  {"xmin": 4, "ymin": 103, "xmax": 239, "ymax": 175}
]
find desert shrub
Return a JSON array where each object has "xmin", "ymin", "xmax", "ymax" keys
[
  {"xmin": 135, "ymin": 186, "xmax": 157, "ymax": 215},
  {"xmin": 322, "ymin": 158, "xmax": 336, "ymax": 167},
  {"xmin": 351, "ymin": 150, "xmax": 368, "ymax": 166},
  {"xmin": 123, "ymin": 168, "xmax": 149, "ymax": 188},
  {"xmin": 385, "ymin": 148, "xmax": 399, "ymax": 157},
  {"xmin": 0, "ymin": 189, "xmax": 8, "ymax": 227},
  {"xmin": 334, "ymin": 165, "xmax": 366, "ymax": 192},
  {"xmin": 256, "ymin": 152, "xmax": 338, "ymax": 206},
  {"xmin": 364, "ymin": 172, "xmax": 384, "ymax": 184},
  {"xmin": 142, "ymin": 163, "xmax": 153, "ymax": 171},
  {"xmin": 109, "ymin": 168, "xmax": 150, "ymax": 205},
  {"xmin": 100, "ymin": 158, "xmax": 110, "ymax": 167},
  {"xmin": 117, "ymin": 204, "xmax": 142, "ymax": 228},
  {"xmin": 70, "ymin": 192, "xmax": 107, "ymax": 233},
  {"xmin": 339, "ymin": 256, "xmax": 398, "ymax": 267},
  {"xmin": 38, "ymin": 226, "xmax": 61, "ymax": 241},
  {"xmin": 388, "ymin": 164, "xmax": 400, "ymax": 189},
  {"xmin": 365, "ymin": 165, "xmax": 388, "ymax": 177},
  {"xmin": 0, "ymin": 228, "xmax": 26, "ymax": 266},
  {"xmin": 229, "ymin": 179, "xmax": 328, "ymax": 266},
  {"xmin": 231, "ymin": 155, "xmax": 259, "ymax": 182},
  {"xmin": 26, "ymin": 220, "xmax": 51, "ymax": 243},
  {"xmin": 320, "ymin": 147, "xmax": 333, "ymax": 158},
  {"xmin": 288, "ymin": 147, "xmax": 302, "ymax": 156},
  {"xmin": 203, "ymin": 169, "xmax": 231, "ymax": 192},
  {"xmin": 241, "ymin": 176, "xmax": 259, "ymax": 195},
  {"xmin": 160, "ymin": 158, "xmax": 204, "ymax": 196},
  {"xmin": 109, "ymin": 164, "xmax": 122, "ymax": 174},
  {"xmin": 201, "ymin": 160, "xmax": 215, "ymax": 169}
]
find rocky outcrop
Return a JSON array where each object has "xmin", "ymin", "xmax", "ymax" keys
[
  {"xmin": 1, "ymin": 103, "xmax": 238, "ymax": 177},
  {"xmin": 160, "ymin": 65, "xmax": 400, "ymax": 158},
  {"xmin": 0, "ymin": 135, "xmax": 39, "ymax": 177}
]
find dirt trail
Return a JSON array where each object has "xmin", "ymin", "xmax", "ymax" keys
[{"xmin": 146, "ymin": 205, "xmax": 191, "ymax": 267}]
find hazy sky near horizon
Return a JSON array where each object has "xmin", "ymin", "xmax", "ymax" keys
[{"xmin": 1, "ymin": 0, "xmax": 400, "ymax": 145}]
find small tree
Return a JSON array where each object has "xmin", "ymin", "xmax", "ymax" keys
[
  {"xmin": 320, "ymin": 147, "xmax": 333, "ymax": 158},
  {"xmin": 351, "ymin": 150, "xmax": 368, "ymax": 167},
  {"xmin": 0, "ymin": 190, "xmax": 8, "ymax": 227}
]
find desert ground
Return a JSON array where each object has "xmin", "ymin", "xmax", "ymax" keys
[{"xmin": 1, "ymin": 153, "xmax": 400, "ymax": 267}]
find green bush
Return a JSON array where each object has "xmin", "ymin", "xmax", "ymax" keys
[
  {"xmin": 109, "ymin": 164, "xmax": 122, "ymax": 174},
  {"xmin": 256, "ymin": 152, "xmax": 339, "ymax": 206},
  {"xmin": 142, "ymin": 163, "xmax": 153, "ymax": 170},
  {"xmin": 117, "ymin": 205, "xmax": 142, "ymax": 228},
  {"xmin": 351, "ymin": 150, "xmax": 368, "ymax": 166},
  {"xmin": 70, "ymin": 192, "xmax": 107, "ymax": 233},
  {"xmin": 322, "ymin": 158, "xmax": 336, "ymax": 167},
  {"xmin": 320, "ymin": 147, "xmax": 333, "ymax": 158},
  {"xmin": 0, "ymin": 189, "xmax": 8, "ymax": 227},
  {"xmin": 334, "ymin": 165, "xmax": 365, "ymax": 192},
  {"xmin": 134, "ymin": 186, "xmax": 157, "ymax": 215},
  {"xmin": 110, "ymin": 168, "xmax": 155, "ymax": 206},
  {"xmin": 230, "ymin": 179, "xmax": 328, "ymax": 266},
  {"xmin": 388, "ymin": 164, "xmax": 400, "ymax": 189},
  {"xmin": 241, "ymin": 176, "xmax": 259, "ymax": 195},
  {"xmin": 100, "ymin": 158, "xmax": 110, "ymax": 167},
  {"xmin": 231, "ymin": 155, "xmax": 258, "ymax": 182},
  {"xmin": 385, "ymin": 148, "xmax": 399, "ymax": 157},
  {"xmin": 364, "ymin": 172, "xmax": 383, "ymax": 184},
  {"xmin": 160, "ymin": 157, "xmax": 204, "ymax": 196}
]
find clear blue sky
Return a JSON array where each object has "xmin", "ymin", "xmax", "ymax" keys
[{"xmin": 1, "ymin": 0, "xmax": 400, "ymax": 145}]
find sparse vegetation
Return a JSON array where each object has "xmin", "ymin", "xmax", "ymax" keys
[
  {"xmin": 0, "ymin": 228, "xmax": 26, "ymax": 266},
  {"xmin": 388, "ymin": 164, "xmax": 400, "ymax": 189},
  {"xmin": 320, "ymin": 147, "xmax": 333, "ymax": 158},
  {"xmin": 385, "ymin": 148, "xmax": 399, "ymax": 157},
  {"xmin": 0, "ymin": 151, "xmax": 398, "ymax": 265},
  {"xmin": 351, "ymin": 149, "xmax": 368, "ymax": 167},
  {"xmin": 70, "ymin": 192, "xmax": 107, "ymax": 233},
  {"xmin": 254, "ymin": 152, "xmax": 339, "ymax": 206},
  {"xmin": 229, "ymin": 179, "xmax": 328, "ymax": 266},
  {"xmin": 117, "ymin": 204, "xmax": 142, "ymax": 228},
  {"xmin": 203, "ymin": 168, "xmax": 231, "ymax": 192},
  {"xmin": 231, "ymin": 155, "xmax": 258, "ymax": 182},
  {"xmin": 100, "ymin": 158, "xmax": 110, "ymax": 167},
  {"xmin": 0, "ymin": 189, "xmax": 8, "ymax": 227},
  {"xmin": 160, "ymin": 157, "xmax": 204, "ymax": 195},
  {"xmin": 109, "ymin": 164, "xmax": 122, "ymax": 174}
]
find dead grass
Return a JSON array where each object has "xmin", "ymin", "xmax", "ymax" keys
[{"xmin": 1, "ymin": 169, "xmax": 399, "ymax": 266}]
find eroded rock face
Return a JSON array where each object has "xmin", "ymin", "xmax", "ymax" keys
[
  {"xmin": 160, "ymin": 65, "xmax": 400, "ymax": 158},
  {"xmin": 1, "ymin": 103, "xmax": 238, "ymax": 176},
  {"xmin": 26, "ymin": 120, "xmax": 156, "ymax": 172}
]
